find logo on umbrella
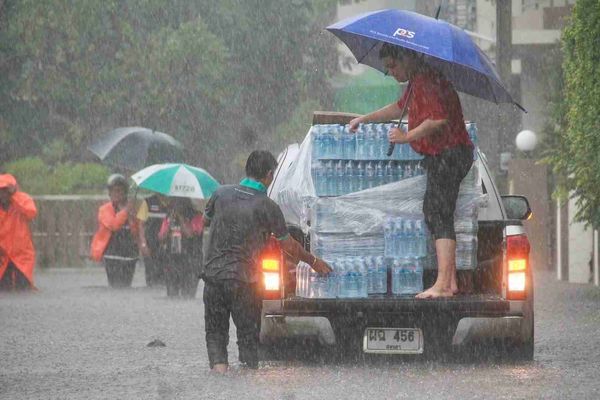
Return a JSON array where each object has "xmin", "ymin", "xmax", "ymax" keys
[
  {"xmin": 393, "ymin": 28, "xmax": 415, "ymax": 39},
  {"xmin": 173, "ymin": 185, "xmax": 195, "ymax": 193}
]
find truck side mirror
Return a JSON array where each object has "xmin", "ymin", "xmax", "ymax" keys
[{"xmin": 501, "ymin": 195, "xmax": 532, "ymax": 221}]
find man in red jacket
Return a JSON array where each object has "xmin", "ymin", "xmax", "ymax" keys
[{"xmin": 0, "ymin": 174, "xmax": 38, "ymax": 290}]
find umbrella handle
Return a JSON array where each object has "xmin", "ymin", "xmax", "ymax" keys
[{"xmin": 387, "ymin": 84, "xmax": 414, "ymax": 157}]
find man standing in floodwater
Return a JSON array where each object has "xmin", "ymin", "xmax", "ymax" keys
[
  {"xmin": 202, "ymin": 150, "xmax": 331, "ymax": 373},
  {"xmin": 0, "ymin": 174, "xmax": 38, "ymax": 290}
]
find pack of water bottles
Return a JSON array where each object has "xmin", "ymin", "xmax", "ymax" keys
[
  {"xmin": 273, "ymin": 122, "xmax": 485, "ymax": 298},
  {"xmin": 312, "ymin": 123, "xmax": 424, "ymax": 161}
]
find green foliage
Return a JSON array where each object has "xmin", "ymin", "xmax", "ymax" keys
[
  {"xmin": 4, "ymin": 157, "xmax": 109, "ymax": 195},
  {"xmin": 0, "ymin": 0, "xmax": 339, "ymax": 184},
  {"xmin": 545, "ymin": 0, "xmax": 600, "ymax": 228}
]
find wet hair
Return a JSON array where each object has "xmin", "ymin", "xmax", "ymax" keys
[
  {"xmin": 379, "ymin": 43, "xmax": 419, "ymax": 61},
  {"xmin": 106, "ymin": 173, "xmax": 128, "ymax": 192},
  {"xmin": 245, "ymin": 150, "xmax": 278, "ymax": 180}
]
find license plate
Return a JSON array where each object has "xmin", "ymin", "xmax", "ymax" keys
[{"xmin": 363, "ymin": 328, "xmax": 424, "ymax": 354}]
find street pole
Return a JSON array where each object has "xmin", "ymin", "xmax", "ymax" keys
[{"xmin": 496, "ymin": 0, "xmax": 512, "ymax": 191}]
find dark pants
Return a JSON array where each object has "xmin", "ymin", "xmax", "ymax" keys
[
  {"xmin": 144, "ymin": 253, "xmax": 165, "ymax": 286},
  {"xmin": 165, "ymin": 254, "xmax": 199, "ymax": 298},
  {"xmin": 423, "ymin": 145, "xmax": 473, "ymax": 240},
  {"xmin": 203, "ymin": 279, "xmax": 261, "ymax": 369},
  {"xmin": 0, "ymin": 262, "xmax": 31, "ymax": 291},
  {"xmin": 104, "ymin": 258, "xmax": 137, "ymax": 288}
]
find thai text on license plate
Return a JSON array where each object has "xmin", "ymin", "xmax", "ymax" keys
[{"xmin": 363, "ymin": 328, "xmax": 424, "ymax": 354}]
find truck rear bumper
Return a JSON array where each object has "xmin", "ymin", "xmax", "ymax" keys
[{"xmin": 261, "ymin": 296, "xmax": 526, "ymax": 347}]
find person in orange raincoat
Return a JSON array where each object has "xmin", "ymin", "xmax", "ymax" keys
[
  {"xmin": 90, "ymin": 174, "xmax": 139, "ymax": 288},
  {"xmin": 0, "ymin": 174, "xmax": 38, "ymax": 291}
]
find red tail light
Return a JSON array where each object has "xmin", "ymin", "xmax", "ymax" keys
[
  {"xmin": 506, "ymin": 234, "xmax": 530, "ymax": 300},
  {"xmin": 260, "ymin": 236, "xmax": 283, "ymax": 299}
]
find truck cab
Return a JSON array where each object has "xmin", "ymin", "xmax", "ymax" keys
[{"xmin": 258, "ymin": 113, "xmax": 533, "ymax": 360}]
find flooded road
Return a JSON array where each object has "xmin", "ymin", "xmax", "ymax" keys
[{"xmin": 1, "ymin": 266, "xmax": 599, "ymax": 400}]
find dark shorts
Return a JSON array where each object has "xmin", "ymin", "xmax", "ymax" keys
[{"xmin": 422, "ymin": 145, "xmax": 473, "ymax": 241}]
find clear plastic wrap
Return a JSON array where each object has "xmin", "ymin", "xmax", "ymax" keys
[{"xmin": 274, "ymin": 125, "xmax": 486, "ymax": 298}]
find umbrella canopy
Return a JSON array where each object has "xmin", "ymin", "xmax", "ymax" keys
[
  {"xmin": 131, "ymin": 163, "xmax": 219, "ymax": 199},
  {"xmin": 326, "ymin": 9, "xmax": 525, "ymax": 111},
  {"xmin": 88, "ymin": 127, "xmax": 184, "ymax": 171}
]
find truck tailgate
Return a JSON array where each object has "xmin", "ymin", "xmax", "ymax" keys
[{"xmin": 281, "ymin": 294, "xmax": 509, "ymax": 318}]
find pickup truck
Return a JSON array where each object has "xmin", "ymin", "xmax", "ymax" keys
[{"xmin": 258, "ymin": 112, "xmax": 533, "ymax": 361}]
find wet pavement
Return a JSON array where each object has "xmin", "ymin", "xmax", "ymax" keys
[{"xmin": 1, "ymin": 266, "xmax": 599, "ymax": 400}]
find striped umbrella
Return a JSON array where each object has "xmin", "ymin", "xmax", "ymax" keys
[{"xmin": 131, "ymin": 163, "xmax": 219, "ymax": 199}]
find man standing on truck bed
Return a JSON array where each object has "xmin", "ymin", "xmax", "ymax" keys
[
  {"xmin": 348, "ymin": 43, "xmax": 473, "ymax": 299},
  {"xmin": 202, "ymin": 150, "xmax": 331, "ymax": 373}
]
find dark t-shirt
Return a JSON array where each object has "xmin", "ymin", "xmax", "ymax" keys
[{"xmin": 202, "ymin": 183, "xmax": 288, "ymax": 283}]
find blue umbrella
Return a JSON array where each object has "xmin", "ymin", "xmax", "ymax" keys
[{"xmin": 326, "ymin": 9, "xmax": 525, "ymax": 111}]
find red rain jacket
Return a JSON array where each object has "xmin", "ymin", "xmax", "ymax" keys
[{"xmin": 0, "ymin": 191, "xmax": 38, "ymax": 286}]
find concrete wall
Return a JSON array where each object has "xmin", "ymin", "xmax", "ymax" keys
[{"xmin": 567, "ymin": 195, "xmax": 594, "ymax": 283}]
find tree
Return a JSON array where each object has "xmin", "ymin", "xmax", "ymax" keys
[
  {"xmin": 0, "ymin": 0, "xmax": 340, "ymax": 184},
  {"xmin": 545, "ymin": 0, "xmax": 600, "ymax": 228}
]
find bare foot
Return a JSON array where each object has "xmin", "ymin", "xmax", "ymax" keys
[
  {"xmin": 450, "ymin": 281, "xmax": 459, "ymax": 295},
  {"xmin": 211, "ymin": 363, "xmax": 228, "ymax": 374},
  {"xmin": 415, "ymin": 286, "xmax": 454, "ymax": 299}
]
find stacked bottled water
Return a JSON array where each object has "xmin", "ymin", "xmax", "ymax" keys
[
  {"xmin": 312, "ymin": 123, "xmax": 423, "ymax": 162},
  {"xmin": 311, "ymin": 160, "xmax": 424, "ymax": 196},
  {"xmin": 296, "ymin": 258, "xmax": 369, "ymax": 299},
  {"xmin": 384, "ymin": 217, "xmax": 428, "ymax": 258},
  {"xmin": 391, "ymin": 257, "xmax": 424, "ymax": 294}
]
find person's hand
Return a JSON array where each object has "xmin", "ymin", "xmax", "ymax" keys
[
  {"xmin": 388, "ymin": 126, "xmax": 410, "ymax": 144},
  {"xmin": 348, "ymin": 117, "xmax": 363, "ymax": 133},
  {"xmin": 311, "ymin": 257, "xmax": 332, "ymax": 276},
  {"xmin": 140, "ymin": 243, "xmax": 151, "ymax": 257}
]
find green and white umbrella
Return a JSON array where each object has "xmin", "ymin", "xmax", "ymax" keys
[{"xmin": 131, "ymin": 163, "xmax": 219, "ymax": 199}]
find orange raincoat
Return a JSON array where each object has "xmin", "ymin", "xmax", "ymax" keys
[
  {"xmin": 90, "ymin": 202, "xmax": 138, "ymax": 262},
  {"xmin": 0, "ymin": 176, "xmax": 38, "ymax": 287}
]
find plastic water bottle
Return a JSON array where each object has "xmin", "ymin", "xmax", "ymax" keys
[
  {"xmin": 356, "ymin": 125, "xmax": 366, "ymax": 160},
  {"xmin": 335, "ymin": 160, "xmax": 344, "ymax": 196},
  {"xmin": 374, "ymin": 256, "xmax": 386, "ymax": 294},
  {"xmin": 365, "ymin": 161, "xmax": 375, "ymax": 189},
  {"xmin": 406, "ymin": 164, "xmax": 414, "ymax": 180},
  {"xmin": 403, "ymin": 219, "xmax": 414, "ymax": 257},
  {"xmin": 343, "ymin": 126, "xmax": 355, "ymax": 159},
  {"xmin": 367, "ymin": 256, "xmax": 376, "ymax": 294},
  {"xmin": 170, "ymin": 224, "xmax": 182, "ymax": 254},
  {"xmin": 376, "ymin": 124, "xmax": 387, "ymax": 159},
  {"xmin": 331, "ymin": 125, "xmax": 342, "ymax": 159},
  {"xmin": 308, "ymin": 268, "xmax": 318, "ymax": 298},
  {"xmin": 364, "ymin": 124, "xmax": 375, "ymax": 159},
  {"xmin": 312, "ymin": 128, "xmax": 321, "ymax": 160},
  {"xmin": 375, "ymin": 161, "xmax": 385, "ymax": 187},
  {"xmin": 391, "ymin": 259, "xmax": 402, "ymax": 295},
  {"xmin": 356, "ymin": 161, "xmax": 365, "ymax": 192},
  {"xmin": 395, "ymin": 162, "xmax": 404, "ymax": 182},
  {"xmin": 394, "ymin": 218, "xmax": 404, "ymax": 257},
  {"xmin": 344, "ymin": 161, "xmax": 354, "ymax": 194},
  {"xmin": 406, "ymin": 257, "xmax": 423, "ymax": 294},
  {"xmin": 325, "ymin": 160, "xmax": 334, "ymax": 196},
  {"xmin": 384, "ymin": 218, "xmax": 394, "ymax": 257},
  {"xmin": 358, "ymin": 257, "xmax": 368, "ymax": 298},
  {"xmin": 314, "ymin": 161, "xmax": 326, "ymax": 196},
  {"xmin": 385, "ymin": 161, "xmax": 394, "ymax": 184}
]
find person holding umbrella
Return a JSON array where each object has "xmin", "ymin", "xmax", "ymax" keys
[
  {"xmin": 348, "ymin": 43, "xmax": 473, "ymax": 298},
  {"xmin": 157, "ymin": 197, "xmax": 204, "ymax": 298},
  {"xmin": 327, "ymin": 9, "xmax": 523, "ymax": 298}
]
